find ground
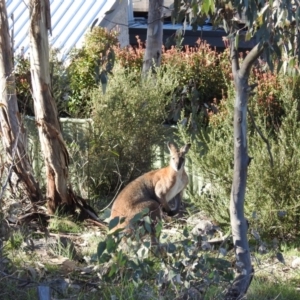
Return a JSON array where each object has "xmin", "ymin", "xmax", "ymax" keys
[{"xmin": 1, "ymin": 200, "xmax": 300, "ymax": 300}]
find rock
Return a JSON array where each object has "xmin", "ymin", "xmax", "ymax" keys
[
  {"xmin": 186, "ymin": 212, "xmax": 209, "ymax": 226},
  {"xmin": 292, "ymin": 257, "xmax": 300, "ymax": 268},
  {"xmin": 191, "ymin": 220, "xmax": 215, "ymax": 237},
  {"xmin": 201, "ymin": 241, "xmax": 212, "ymax": 251},
  {"xmin": 258, "ymin": 243, "xmax": 268, "ymax": 254},
  {"xmin": 49, "ymin": 278, "xmax": 69, "ymax": 294}
]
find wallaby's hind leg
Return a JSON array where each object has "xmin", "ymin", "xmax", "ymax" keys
[{"xmin": 149, "ymin": 203, "xmax": 162, "ymax": 246}]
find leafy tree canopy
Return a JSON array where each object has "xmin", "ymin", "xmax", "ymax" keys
[{"xmin": 173, "ymin": 0, "xmax": 300, "ymax": 72}]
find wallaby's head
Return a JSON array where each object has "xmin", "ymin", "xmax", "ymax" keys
[{"xmin": 167, "ymin": 142, "xmax": 191, "ymax": 172}]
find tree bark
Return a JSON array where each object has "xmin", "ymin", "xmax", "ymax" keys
[
  {"xmin": 0, "ymin": 0, "xmax": 41, "ymax": 202},
  {"xmin": 225, "ymin": 41, "xmax": 264, "ymax": 299},
  {"xmin": 29, "ymin": 0, "xmax": 72, "ymax": 213},
  {"xmin": 142, "ymin": 0, "xmax": 164, "ymax": 74}
]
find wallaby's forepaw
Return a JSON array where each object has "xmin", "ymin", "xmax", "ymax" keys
[{"xmin": 167, "ymin": 209, "xmax": 179, "ymax": 217}]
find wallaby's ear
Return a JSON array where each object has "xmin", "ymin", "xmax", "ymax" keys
[
  {"xmin": 180, "ymin": 143, "xmax": 191, "ymax": 155},
  {"xmin": 167, "ymin": 141, "xmax": 178, "ymax": 153}
]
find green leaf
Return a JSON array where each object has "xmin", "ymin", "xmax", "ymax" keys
[
  {"xmin": 155, "ymin": 220, "xmax": 163, "ymax": 237},
  {"xmin": 265, "ymin": 47, "xmax": 274, "ymax": 72},
  {"xmin": 272, "ymin": 42, "xmax": 281, "ymax": 59},
  {"xmin": 137, "ymin": 246, "xmax": 148, "ymax": 258},
  {"xmin": 296, "ymin": 6, "xmax": 300, "ymax": 29},
  {"xmin": 143, "ymin": 215, "xmax": 152, "ymax": 233},
  {"xmin": 100, "ymin": 70, "xmax": 107, "ymax": 94},
  {"xmin": 275, "ymin": 10, "xmax": 284, "ymax": 28},
  {"xmin": 117, "ymin": 251, "xmax": 127, "ymax": 266},
  {"xmin": 183, "ymin": 17, "xmax": 187, "ymax": 33},
  {"xmin": 191, "ymin": 88, "xmax": 200, "ymax": 102},
  {"xmin": 201, "ymin": 0, "xmax": 211, "ymax": 15},
  {"xmin": 167, "ymin": 269, "xmax": 177, "ymax": 281},
  {"xmin": 165, "ymin": 36, "xmax": 173, "ymax": 49},
  {"xmin": 141, "ymin": 207, "xmax": 150, "ymax": 215},
  {"xmin": 106, "ymin": 50, "xmax": 115, "ymax": 73},
  {"xmin": 166, "ymin": 242, "xmax": 177, "ymax": 253},
  {"xmin": 100, "ymin": 208, "xmax": 111, "ymax": 220},
  {"xmin": 276, "ymin": 252, "xmax": 285, "ymax": 264},
  {"xmin": 98, "ymin": 252, "xmax": 111, "ymax": 264},
  {"xmin": 245, "ymin": 31, "xmax": 252, "ymax": 41},
  {"xmin": 131, "ymin": 211, "xmax": 144, "ymax": 224},
  {"xmin": 97, "ymin": 241, "xmax": 106, "ymax": 259},
  {"xmin": 108, "ymin": 150, "xmax": 119, "ymax": 157},
  {"xmin": 133, "ymin": 270, "xmax": 142, "ymax": 283},
  {"xmin": 108, "ymin": 216, "xmax": 120, "ymax": 231},
  {"xmin": 260, "ymin": 3, "xmax": 270, "ymax": 18},
  {"xmin": 171, "ymin": 10, "xmax": 176, "ymax": 25},
  {"xmin": 209, "ymin": 0, "xmax": 215, "ymax": 13},
  {"xmin": 184, "ymin": 280, "xmax": 190, "ymax": 288},
  {"xmin": 289, "ymin": 58, "xmax": 296, "ymax": 70},
  {"xmin": 100, "ymin": 70, "xmax": 107, "ymax": 85},
  {"xmin": 223, "ymin": 19, "xmax": 229, "ymax": 33},
  {"xmin": 143, "ymin": 241, "xmax": 151, "ymax": 248},
  {"xmin": 235, "ymin": 33, "xmax": 239, "ymax": 50},
  {"xmin": 173, "ymin": 0, "xmax": 180, "ymax": 24},
  {"xmin": 224, "ymin": 271, "xmax": 235, "ymax": 281},
  {"xmin": 128, "ymin": 260, "xmax": 139, "ymax": 270},
  {"xmin": 106, "ymin": 236, "xmax": 117, "ymax": 253},
  {"xmin": 137, "ymin": 226, "xmax": 145, "ymax": 238},
  {"xmin": 177, "ymin": 9, "xmax": 187, "ymax": 24},
  {"xmin": 276, "ymin": 60, "xmax": 283, "ymax": 73},
  {"xmin": 108, "ymin": 263, "xmax": 118, "ymax": 277},
  {"xmin": 183, "ymin": 227, "xmax": 189, "ymax": 237},
  {"xmin": 94, "ymin": 64, "xmax": 100, "ymax": 83}
]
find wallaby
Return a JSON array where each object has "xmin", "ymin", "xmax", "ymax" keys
[{"xmin": 110, "ymin": 141, "xmax": 191, "ymax": 242}]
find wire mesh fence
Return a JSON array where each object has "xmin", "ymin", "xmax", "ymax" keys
[
  {"xmin": 24, "ymin": 116, "xmax": 93, "ymax": 198},
  {"xmin": 17, "ymin": 118, "xmax": 204, "ymax": 200}
]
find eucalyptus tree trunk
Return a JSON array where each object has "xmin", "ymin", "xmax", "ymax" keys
[
  {"xmin": 29, "ymin": 0, "xmax": 73, "ymax": 213},
  {"xmin": 142, "ymin": 0, "xmax": 164, "ymax": 74},
  {"xmin": 225, "ymin": 40, "xmax": 264, "ymax": 299},
  {"xmin": 0, "ymin": 0, "xmax": 41, "ymax": 202}
]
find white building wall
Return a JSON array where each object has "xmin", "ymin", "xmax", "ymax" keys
[{"xmin": 101, "ymin": 0, "xmax": 129, "ymax": 48}]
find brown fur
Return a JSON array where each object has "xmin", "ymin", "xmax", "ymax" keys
[{"xmin": 110, "ymin": 142, "xmax": 191, "ymax": 241}]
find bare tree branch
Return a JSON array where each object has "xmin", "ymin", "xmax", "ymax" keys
[
  {"xmin": 230, "ymin": 36, "xmax": 239, "ymax": 75},
  {"xmin": 239, "ymin": 42, "xmax": 265, "ymax": 78},
  {"xmin": 0, "ymin": 111, "xmax": 20, "ymax": 201},
  {"xmin": 247, "ymin": 108, "xmax": 274, "ymax": 167}
]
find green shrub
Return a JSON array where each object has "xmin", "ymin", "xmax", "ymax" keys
[
  {"xmin": 97, "ymin": 212, "xmax": 234, "ymax": 295},
  {"xmin": 86, "ymin": 62, "xmax": 178, "ymax": 200},
  {"xmin": 116, "ymin": 36, "xmax": 144, "ymax": 72},
  {"xmin": 67, "ymin": 27, "xmax": 119, "ymax": 117},
  {"xmin": 162, "ymin": 43, "xmax": 231, "ymax": 124},
  {"xmin": 15, "ymin": 56, "xmax": 32, "ymax": 115},
  {"xmin": 15, "ymin": 27, "xmax": 119, "ymax": 118},
  {"xmin": 116, "ymin": 40, "xmax": 232, "ymax": 124},
  {"xmin": 178, "ymin": 72, "xmax": 300, "ymax": 238},
  {"xmin": 15, "ymin": 49, "xmax": 69, "ymax": 116},
  {"xmin": 49, "ymin": 48, "xmax": 70, "ymax": 116}
]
